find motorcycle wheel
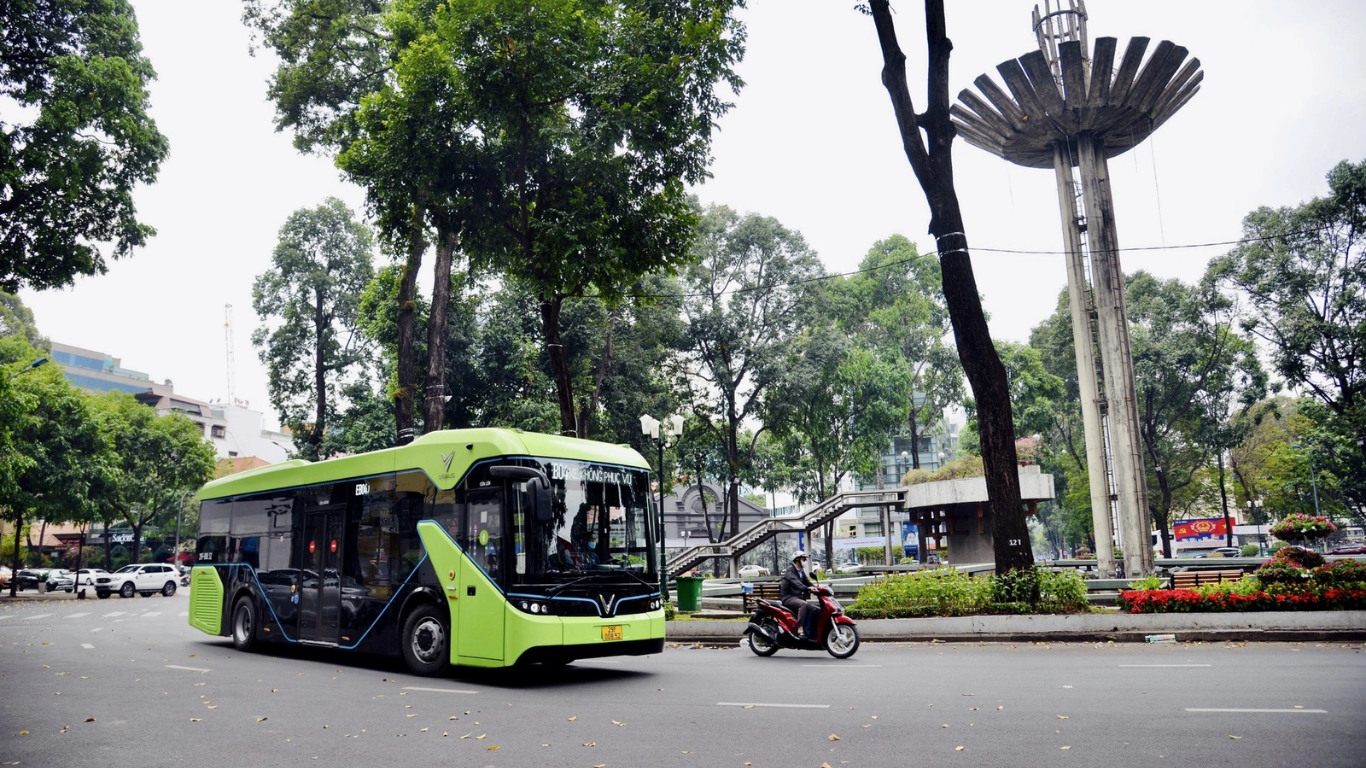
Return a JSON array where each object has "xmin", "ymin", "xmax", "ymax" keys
[
  {"xmin": 824, "ymin": 622, "xmax": 860, "ymax": 659},
  {"xmin": 748, "ymin": 617, "xmax": 780, "ymax": 657}
]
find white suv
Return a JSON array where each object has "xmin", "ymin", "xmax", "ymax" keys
[{"xmin": 100, "ymin": 564, "xmax": 179, "ymax": 599}]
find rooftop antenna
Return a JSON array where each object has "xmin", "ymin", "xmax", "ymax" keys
[{"xmin": 224, "ymin": 303, "xmax": 236, "ymax": 406}]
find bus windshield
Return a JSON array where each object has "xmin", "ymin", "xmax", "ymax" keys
[{"xmin": 515, "ymin": 459, "xmax": 654, "ymax": 581}]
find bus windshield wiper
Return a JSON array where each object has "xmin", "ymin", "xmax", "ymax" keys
[{"xmin": 546, "ymin": 575, "xmax": 592, "ymax": 595}]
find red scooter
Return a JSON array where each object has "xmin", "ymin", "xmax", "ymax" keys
[{"xmin": 744, "ymin": 583, "xmax": 860, "ymax": 659}]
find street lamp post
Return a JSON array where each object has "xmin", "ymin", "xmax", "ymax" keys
[
  {"xmin": 5, "ymin": 357, "xmax": 49, "ymax": 381},
  {"xmin": 641, "ymin": 413, "xmax": 684, "ymax": 604}
]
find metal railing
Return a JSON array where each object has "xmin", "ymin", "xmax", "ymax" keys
[{"xmin": 665, "ymin": 488, "xmax": 906, "ymax": 579}]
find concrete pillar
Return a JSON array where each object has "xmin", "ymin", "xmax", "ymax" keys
[
  {"xmin": 882, "ymin": 505, "xmax": 894, "ymax": 566},
  {"xmin": 1051, "ymin": 143, "xmax": 1117, "ymax": 578},
  {"xmin": 1076, "ymin": 133, "xmax": 1154, "ymax": 577}
]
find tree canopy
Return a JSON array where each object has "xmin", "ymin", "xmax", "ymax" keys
[{"xmin": 0, "ymin": 0, "xmax": 168, "ymax": 292}]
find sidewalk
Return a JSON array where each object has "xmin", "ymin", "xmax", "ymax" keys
[{"xmin": 667, "ymin": 610, "xmax": 1366, "ymax": 643}]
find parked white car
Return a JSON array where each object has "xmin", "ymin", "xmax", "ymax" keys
[
  {"xmin": 738, "ymin": 564, "xmax": 771, "ymax": 578},
  {"xmin": 100, "ymin": 564, "xmax": 179, "ymax": 599}
]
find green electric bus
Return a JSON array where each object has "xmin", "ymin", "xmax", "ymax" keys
[{"xmin": 188, "ymin": 428, "xmax": 665, "ymax": 674}]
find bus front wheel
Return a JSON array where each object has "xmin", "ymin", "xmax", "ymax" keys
[
  {"xmin": 231, "ymin": 597, "xmax": 257, "ymax": 652},
  {"xmin": 402, "ymin": 604, "xmax": 449, "ymax": 676}
]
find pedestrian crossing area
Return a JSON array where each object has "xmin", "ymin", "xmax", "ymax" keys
[{"xmin": 0, "ymin": 605, "xmax": 189, "ymax": 623}]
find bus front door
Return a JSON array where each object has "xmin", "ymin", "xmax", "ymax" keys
[
  {"xmin": 299, "ymin": 511, "xmax": 343, "ymax": 644},
  {"xmin": 457, "ymin": 488, "xmax": 505, "ymax": 661}
]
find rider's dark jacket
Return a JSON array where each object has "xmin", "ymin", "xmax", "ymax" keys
[{"xmin": 779, "ymin": 563, "xmax": 813, "ymax": 602}]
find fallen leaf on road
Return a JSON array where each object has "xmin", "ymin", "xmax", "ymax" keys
[
  {"xmin": 475, "ymin": 734, "xmax": 486, "ymax": 740},
  {"xmin": 1060, "ymin": 746, "xmax": 1071, "ymax": 750},
  {"xmin": 419, "ymin": 728, "xmax": 428, "ymax": 733},
  {"xmin": 612, "ymin": 720, "xmax": 624, "ymax": 726},
  {"xmin": 448, "ymin": 716, "xmax": 458, "ymax": 720},
  {"xmin": 962, "ymin": 693, "xmax": 974, "ymax": 697},
  {"xmin": 18, "ymin": 731, "xmax": 29, "ymax": 735},
  {"xmin": 583, "ymin": 741, "xmax": 597, "ymax": 747},
  {"xmin": 190, "ymin": 718, "xmax": 201, "ymax": 723},
  {"xmin": 828, "ymin": 734, "xmax": 840, "ymax": 741},
  {"xmin": 84, "ymin": 718, "xmax": 95, "ymax": 723},
  {"xmin": 1056, "ymin": 715, "xmax": 1069, "ymax": 720},
  {"xmin": 486, "ymin": 745, "xmax": 498, "ymax": 751},
  {"xmin": 1229, "ymin": 735, "xmax": 1242, "ymax": 740},
  {"xmin": 405, "ymin": 714, "xmax": 417, "ymax": 718},
  {"xmin": 862, "ymin": 725, "xmax": 871, "ymax": 728},
  {"xmin": 744, "ymin": 705, "xmax": 754, "ymax": 709},
  {"xmin": 460, "ymin": 733, "xmax": 471, "ymax": 739},
  {"xmin": 870, "ymin": 716, "xmax": 877, "ymax": 720},
  {"xmin": 257, "ymin": 717, "xmax": 268, "ymax": 723},
  {"xmin": 996, "ymin": 706, "xmax": 1004, "ymax": 710},
  {"xmin": 568, "ymin": 715, "xmax": 577, "ymax": 721}
]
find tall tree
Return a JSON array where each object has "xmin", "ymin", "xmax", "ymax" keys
[
  {"xmin": 766, "ymin": 327, "xmax": 911, "ymax": 567},
  {"xmin": 0, "ymin": 292, "xmax": 47, "ymax": 349},
  {"xmin": 678, "ymin": 205, "xmax": 824, "ymax": 547},
  {"xmin": 1212, "ymin": 158, "xmax": 1366, "ymax": 476},
  {"xmin": 0, "ymin": 0, "xmax": 169, "ymax": 292},
  {"xmin": 92, "ymin": 393, "xmax": 216, "ymax": 564},
  {"xmin": 1, "ymin": 336, "xmax": 103, "ymax": 594},
  {"xmin": 865, "ymin": 0, "xmax": 1032, "ymax": 572},
  {"xmin": 252, "ymin": 198, "xmax": 375, "ymax": 460},
  {"xmin": 841, "ymin": 235, "xmax": 962, "ymax": 469},
  {"xmin": 1126, "ymin": 272, "xmax": 1265, "ymax": 557},
  {"xmin": 447, "ymin": 0, "xmax": 745, "ymax": 438}
]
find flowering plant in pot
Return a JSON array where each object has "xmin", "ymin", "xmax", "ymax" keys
[{"xmin": 1270, "ymin": 513, "xmax": 1337, "ymax": 542}]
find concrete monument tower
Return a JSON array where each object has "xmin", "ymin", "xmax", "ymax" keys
[{"xmin": 950, "ymin": 1, "xmax": 1202, "ymax": 577}]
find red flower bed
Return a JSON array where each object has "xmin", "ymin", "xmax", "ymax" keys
[{"xmin": 1118, "ymin": 587, "xmax": 1366, "ymax": 613}]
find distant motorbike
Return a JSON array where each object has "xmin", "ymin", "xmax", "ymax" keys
[{"xmin": 744, "ymin": 582, "xmax": 860, "ymax": 659}]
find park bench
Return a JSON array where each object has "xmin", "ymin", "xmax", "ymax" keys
[
  {"xmin": 1172, "ymin": 569, "xmax": 1245, "ymax": 589},
  {"xmin": 741, "ymin": 582, "xmax": 781, "ymax": 612}
]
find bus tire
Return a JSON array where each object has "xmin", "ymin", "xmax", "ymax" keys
[
  {"xmin": 231, "ymin": 597, "xmax": 257, "ymax": 652},
  {"xmin": 401, "ymin": 604, "xmax": 449, "ymax": 677}
]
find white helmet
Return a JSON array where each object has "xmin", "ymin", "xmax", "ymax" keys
[{"xmin": 792, "ymin": 551, "xmax": 808, "ymax": 561}]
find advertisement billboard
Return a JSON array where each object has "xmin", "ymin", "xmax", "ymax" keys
[{"xmin": 1173, "ymin": 517, "xmax": 1228, "ymax": 541}]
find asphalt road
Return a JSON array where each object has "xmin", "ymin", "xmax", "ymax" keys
[{"xmin": 2, "ymin": 594, "xmax": 1364, "ymax": 768}]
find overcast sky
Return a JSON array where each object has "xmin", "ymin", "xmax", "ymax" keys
[{"xmin": 20, "ymin": 0, "xmax": 1366, "ymax": 430}]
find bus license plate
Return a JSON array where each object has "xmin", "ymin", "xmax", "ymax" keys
[{"xmin": 601, "ymin": 625, "xmax": 623, "ymax": 641}]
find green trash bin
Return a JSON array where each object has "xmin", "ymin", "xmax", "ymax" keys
[{"xmin": 675, "ymin": 576, "xmax": 704, "ymax": 612}]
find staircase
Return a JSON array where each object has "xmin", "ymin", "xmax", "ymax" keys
[{"xmin": 666, "ymin": 488, "xmax": 906, "ymax": 579}]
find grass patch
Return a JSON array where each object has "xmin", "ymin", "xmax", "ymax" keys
[{"xmin": 845, "ymin": 567, "xmax": 1090, "ymax": 619}]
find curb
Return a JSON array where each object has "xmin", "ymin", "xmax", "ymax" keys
[{"xmin": 666, "ymin": 610, "xmax": 1366, "ymax": 644}]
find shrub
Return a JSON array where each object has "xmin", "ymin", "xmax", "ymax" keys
[
  {"xmin": 1255, "ymin": 560, "xmax": 1309, "ymax": 585},
  {"xmin": 1269, "ymin": 541, "xmax": 1288, "ymax": 553},
  {"xmin": 1273, "ymin": 546, "xmax": 1326, "ymax": 569},
  {"xmin": 1270, "ymin": 513, "xmax": 1337, "ymax": 541},
  {"xmin": 847, "ymin": 568, "xmax": 994, "ymax": 619},
  {"xmin": 1313, "ymin": 559, "xmax": 1366, "ymax": 587},
  {"xmin": 992, "ymin": 568, "xmax": 1041, "ymax": 605},
  {"xmin": 1127, "ymin": 575, "xmax": 1165, "ymax": 591},
  {"xmin": 1240, "ymin": 544, "xmax": 1260, "ymax": 557},
  {"xmin": 1037, "ymin": 569, "xmax": 1089, "ymax": 611}
]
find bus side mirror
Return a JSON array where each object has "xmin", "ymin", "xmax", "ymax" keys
[{"xmin": 533, "ymin": 480, "xmax": 553, "ymax": 523}]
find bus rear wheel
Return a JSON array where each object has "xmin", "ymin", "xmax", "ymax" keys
[
  {"xmin": 402, "ymin": 604, "xmax": 449, "ymax": 676},
  {"xmin": 231, "ymin": 597, "xmax": 257, "ymax": 652}
]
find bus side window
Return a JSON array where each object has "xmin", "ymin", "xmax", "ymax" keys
[
  {"xmin": 465, "ymin": 488, "xmax": 503, "ymax": 582},
  {"xmin": 197, "ymin": 499, "xmax": 231, "ymax": 563}
]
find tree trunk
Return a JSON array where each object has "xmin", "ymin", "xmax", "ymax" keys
[
  {"xmin": 1217, "ymin": 451, "xmax": 1233, "ymax": 548},
  {"xmin": 577, "ymin": 308, "xmax": 615, "ymax": 441},
  {"xmin": 394, "ymin": 210, "xmax": 427, "ymax": 445},
  {"xmin": 423, "ymin": 229, "xmax": 457, "ymax": 432},
  {"xmin": 131, "ymin": 517, "xmax": 144, "ymax": 565},
  {"xmin": 869, "ymin": 0, "xmax": 1031, "ymax": 573},
  {"xmin": 540, "ymin": 296, "xmax": 578, "ymax": 437},
  {"xmin": 312, "ymin": 287, "xmax": 328, "ymax": 459},
  {"xmin": 8, "ymin": 510, "xmax": 20, "ymax": 597}
]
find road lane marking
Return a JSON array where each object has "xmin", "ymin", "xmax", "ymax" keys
[
  {"xmin": 102, "ymin": 612, "xmax": 126, "ymax": 618},
  {"xmin": 166, "ymin": 665, "xmax": 212, "ymax": 673},
  {"xmin": 90, "ymin": 627, "xmax": 102, "ymax": 633},
  {"xmin": 717, "ymin": 702, "xmax": 830, "ymax": 709},
  {"xmin": 802, "ymin": 664, "xmax": 882, "ymax": 668},
  {"xmin": 142, "ymin": 612, "xmax": 162, "ymax": 617},
  {"xmin": 25, "ymin": 613, "xmax": 53, "ymax": 620},
  {"xmin": 80, "ymin": 643, "xmax": 94, "ymax": 649},
  {"xmin": 1120, "ymin": 664, "xmax": 1211, "ymax": 667},
  {"xmin": 66, "ymin": 613, "xmax": 90, "ymax": 618},
  {"xmin": 178, "ymin": 612, "xmax": 188, "ymax": 617},
  {"xmin": 1185, "ymin": 708, "xmax": 1327, "ymax": 713},
  {"xmin": 402, "ymin": 686, "xmax": 479, "ymax": 694},
  {"xmin": 0, "ymin": 615, "xmax": 11, "ymax": 620}
]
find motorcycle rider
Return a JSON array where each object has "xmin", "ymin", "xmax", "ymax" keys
[{"xmin": 779, "ymin": 551, "xmax": 816, "ymax": 638}]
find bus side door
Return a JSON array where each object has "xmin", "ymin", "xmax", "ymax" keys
[{"xmin": 457, "ymin": 487, "xmax": 504, "ymax": 661}]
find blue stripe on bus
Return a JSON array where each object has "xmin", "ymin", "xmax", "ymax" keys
[{"xmin": 205, "ymin": 557, "xmax": 428, "ymax": 649}]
